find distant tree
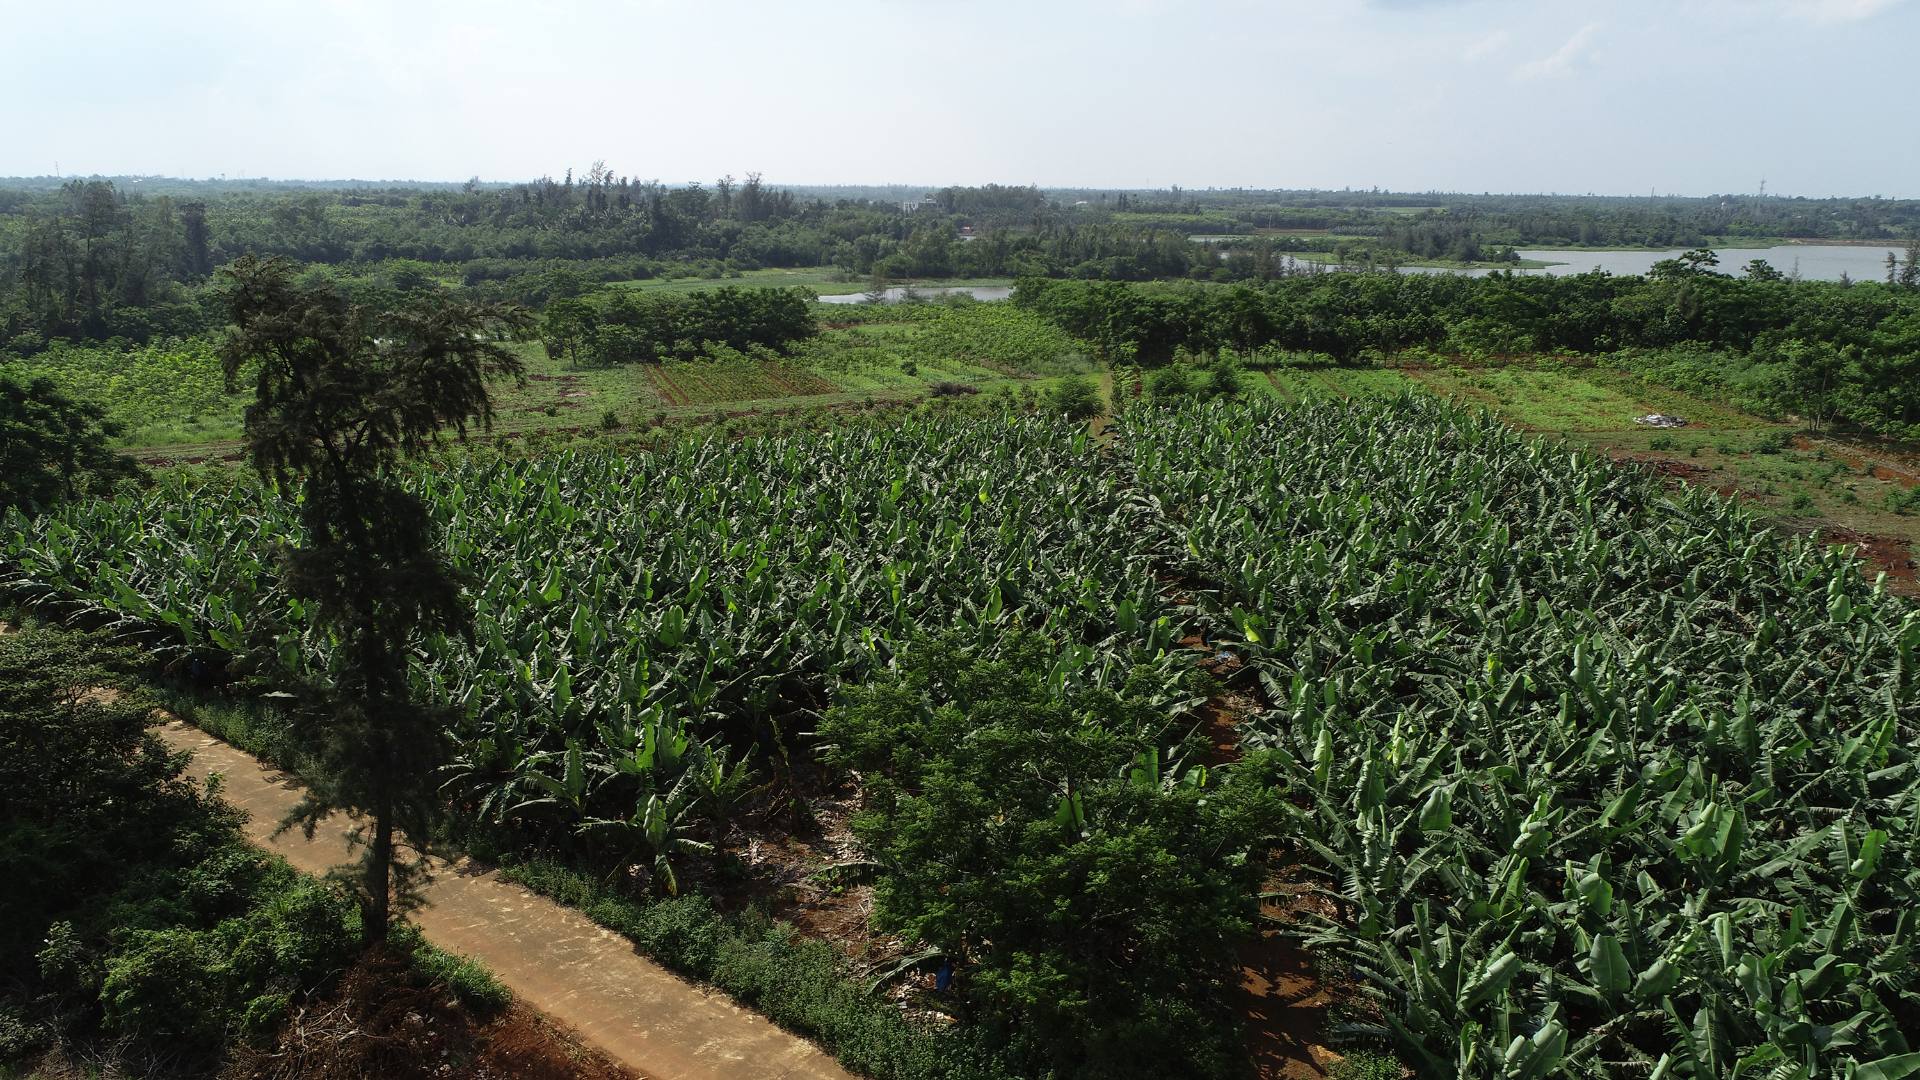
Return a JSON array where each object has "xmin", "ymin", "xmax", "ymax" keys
[
  {"xmin": 0, "ymin": 372, "xmax": 138, "ymax": 517},
  {"xmin": 1651, "ymin": 248, "xmax": 1722, "ymax": 281},
  {"xmin": 1744, "ymin": 258, "xmax": 1786, "ymax": 282},
  {"xmin": 1777, "ymin": 338, "xmax": 1850, "ymax": 433},
  {"xmin": 219, "ymin": 255, "xmax": 531, "ymax": 945},
  {"xmin": 179, "ymin": 201, "xmax": 212, "ymax": 279}
]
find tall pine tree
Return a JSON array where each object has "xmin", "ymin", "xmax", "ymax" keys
[{"xmin": 220, "ymin": 256, "xmax": 530, "ymax": 943}]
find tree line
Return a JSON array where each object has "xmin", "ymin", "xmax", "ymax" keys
[
  {"xmin": 542, "ymin": 285, "xmax": 817, "ymax": 366},
  {"xmin": 1015, "ymin": 261, "xmax": 1920, "ymax": 437}
]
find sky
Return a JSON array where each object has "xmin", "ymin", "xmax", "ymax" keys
[{"xmin": 4, "ymin": 0, "xmax": 1915, "ymax": 197}]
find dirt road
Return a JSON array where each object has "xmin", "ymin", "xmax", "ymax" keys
[{"xmin": 156, "ymin": 721, "xmax": 854, "ymax": 1080}]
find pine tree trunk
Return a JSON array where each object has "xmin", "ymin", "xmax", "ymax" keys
[{"xmin": 366, "ymin": 807, "xmax": 393, "ymax": 945}]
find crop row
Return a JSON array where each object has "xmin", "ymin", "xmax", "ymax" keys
[
  {"xmin": 4, "ymin": 416, "xmax": 1183, "ymax": 850},
  {"xmin": 1122, "ymin": 395, "xmax": 1920, "ymax": 1077}
]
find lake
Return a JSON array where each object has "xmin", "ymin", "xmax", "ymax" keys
[
  {"xmin": 1520, "ymin": 244, "xmax": 1897, "ymax": 281},
  {"xmin": 1388, "ymin": 244, "xmax": 1898, "ymax": 282},
  {"xmin": 817, "ymin": 285, "xmax": 1014, "ymax": 305}
]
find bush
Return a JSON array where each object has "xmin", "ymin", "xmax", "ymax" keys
[
  {"xmin": 1046, "ymin": 375, "xmax": 1104, "ymax": 421},
  {"xmin": 0, "ymin": 628, "xmax": 355, "ymax": 1064},
  {"xmin": 0, "ymin": 1006, "xmax": 45, "ymax": 1062},
  {"xmin": 100, "ymin": 929, "xmax": 230, "ymax": 1048},
  {"xmin": 1146, "ymin": 365, "xmax": 1192, "ymax": 400},
  {"xmin": 1199, "ymin": 359, "xmax": 1244, "ymax": 399},
  {"xmin": 820, "ymin": 632, "xmax": 1283, "ymax": 1078}
]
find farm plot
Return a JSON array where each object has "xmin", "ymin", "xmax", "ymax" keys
[
  {"xmin": 3, "ymin": 417, "xmax": 1183, "ymax": 849},
  {"xmin": 1124, "ymin": 395, "xmax": 1920, "ymax": 1078},
  {"xmin": 644, "ymin": 359, "xmax": 838, "ymax": 406}
]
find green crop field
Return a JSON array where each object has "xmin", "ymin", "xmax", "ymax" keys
[
  {"xmin": 1123, "ymin": 395, "xmax": 1920, "ymax": 1077},
  {"xmin": 1257, "ymin": 365, "xmax": 1420, "ymax": 401},
  {"xmin": 9, "ymin": 392, "xmax": 1916, "ymax": 1077}
]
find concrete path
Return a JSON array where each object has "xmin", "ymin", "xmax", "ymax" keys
[{"xmin": 156, "ymin": 720, "xmax": 855, "ymax": 1080}]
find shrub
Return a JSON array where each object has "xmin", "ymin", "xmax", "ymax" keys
[
  {"xmin": 393, "ymin": 924, "xmax": 510, "ymax": 1015},
  {"xmin": 1146, "ymin": 365, "xmax": 1192, "ymax": 400},
  {"xmin": 100, "ymin": 929, "xmax": 230, "ymax": 1048},
  {"xmin": 820, "ymin": 632, "xmax": 1282, "ymax": 1078},
  {"xmin": 1046, "ymin": 375, "xmax": 1104, "ymax": 421}
]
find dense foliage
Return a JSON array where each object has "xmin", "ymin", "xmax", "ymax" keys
[
  {"xmin": 543, "ymin": 285, "xmax": 817, "ymax": 365},
  {"xmin": 4, "ymin": 336, "xmax": 241, "ymax": 444},
  {"xmin": 1125, "ymin": 394, "xmax": 1920, "ymax": 1077},
  {"xmin": 823, "ymin": 633, "xmax": 1281, "ymax": 1078},
  {"xmin": 1, "ymin": 415, "xmax": 1182, "ymax": 892},
  {"xmin": 13, "ymin": 174, "xmax": 1912, "ymax": 354},
  {"xmin": 11, "ymin": 377, "xmax": 1920, "ymax": 1076},
  {"xmin": 1017, "ymin": 272, "xmax": 1920, "ymax": 437},
  {"xmin": 0, "ymin": 370, "xmax": 138, "ymax": 516},
  {"xmin": 0, "ymin": 627, "xmax": 356, "ymax": 1066}
]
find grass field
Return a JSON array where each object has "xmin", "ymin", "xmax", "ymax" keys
[
  {"xmin": 1391, "ymin": 360, "xmax": 1920, "ymax": 580},
  {"xmin": 1254, "ymin": 366, "xmax": 1420, "ymax": 401}
]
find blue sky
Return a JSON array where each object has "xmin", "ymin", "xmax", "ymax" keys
[{"xmin": 4, "ymin": 0, "xmax": 1914, "ymax": 196}]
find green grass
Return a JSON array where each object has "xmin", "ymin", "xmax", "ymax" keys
[
  {"xmin": 501, "ymin": 859, "xmax": 1006, "ymax": 1080},
  {"xmin": 1407, "ymin": 366, "xmax": 1763, "ymax": 432},
  {"xmin": 1255, "ymin": 366, "xmax": 1419, "ymax": 402}
]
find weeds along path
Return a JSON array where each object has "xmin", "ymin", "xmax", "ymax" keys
[{"xmin": 154, "ymin": 720, "xmax": 853, "ymax": 1080}]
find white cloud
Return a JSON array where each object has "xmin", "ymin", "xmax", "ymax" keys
[
  {"xmin": 1464, "ymin": 29, "xmax": 1512, "ymax": 61},
  {"xmin": 1514, "ymin": 22, "xmax": 1600, "ymax": 80},
  {"xmin": 1779, "ymin": 0, "xmax": 1905, "ymax": 20}
]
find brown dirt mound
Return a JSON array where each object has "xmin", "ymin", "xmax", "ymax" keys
[
  {"xmin": 1801, "ymin": 525, "xmax": 1919, "ymax": 595},
  {"xmin": 224, "ymin": 950, "xmax": 638, "ymax": 1080}
]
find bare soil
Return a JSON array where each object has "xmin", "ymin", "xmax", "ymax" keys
[
  {"xmin": 1176, "ymin": 624, "xmax": 1344, "ymax": 1077},
  {"xmin": 222, "ymin": 950, "xmax": 639, "ymax": 1080}
]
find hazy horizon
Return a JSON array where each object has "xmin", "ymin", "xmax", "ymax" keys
[{"xmin": 7, "ymin": 0, "xmax": 1917, "ymax": 199}]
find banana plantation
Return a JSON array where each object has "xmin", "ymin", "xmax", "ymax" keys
[{"xmin": 6, "ymin": 395, "xmax": 1916, "ymax": 1078}]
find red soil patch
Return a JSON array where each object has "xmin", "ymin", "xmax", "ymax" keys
[
  {"xmin": 1175, "ymin": 632, "xmax": 1340, "ymax": 1077},
  {"xmin": 1796, "ymin": 435, "xmax": 1920, "ymax": 489},
  {"xmin": 1242, "ymin": 877, "xmax": 1345, "ymax": 1080},
  {"xmin": 1806, "ymin": 525, "xmax": 1919, "ymax": 595},
  {"xmin": 224, "ymin": 950, "xmax": 638, "ymax": 1080},
  {"xmin": 1612, "ymin": 453, "xmax": 1740, "ymax": 496}
]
